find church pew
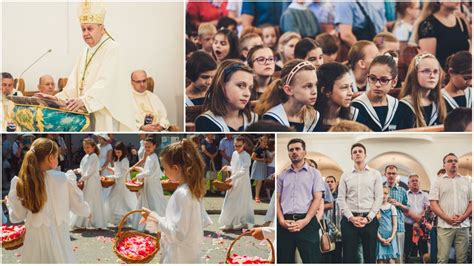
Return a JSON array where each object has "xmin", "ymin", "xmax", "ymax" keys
[{"xmin": 397, "ymin": 125, "xmax": 444, "ymax": 132}]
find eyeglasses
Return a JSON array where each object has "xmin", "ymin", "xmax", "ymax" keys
[
  {"xmin": 234, "ymin": 144, "xmax": 243, "ymax": 148},
  {"xmin": 253, "ymin": 56, "xmax": 276, "ymax": 65},
  {"xmin": 132, "ymin": 79, "xmax": 147, "ymax": 84},
  {"xmin": 446, "ymin": 159, "xmax": 458, "ymax": 163},
  {"xmin": 418, "ymin": 69, "xmax": 440, "ymax": 76},
  {"xmin": 367, "ymin": 75, "xmax": 393, "ymax": 86}
]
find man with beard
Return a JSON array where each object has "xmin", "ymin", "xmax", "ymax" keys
[
  {"xmin": 337, "ymin": 143, "xmax": 383, "ymax": 263},
  {"xmin": 276, "ymin": 138, "xmax": 325, "ymax": 263}
]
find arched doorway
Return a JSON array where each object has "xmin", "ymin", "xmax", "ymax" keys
[
  {"xmin": 458, "ymin": 152, "xmax": 472, "ymax": 178},
  {"xmin": 368, "ymin": 152, "xmax": 430, "ymax": 191},
  {"xmin": 306, "ymin": 152, "xmax": 343, "ymax": 180}
]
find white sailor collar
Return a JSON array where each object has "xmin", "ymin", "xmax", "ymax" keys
[
  {"xmin": 200, "ymin": 110, "xmax": 258, "ymax": 132},
  {"xmin": 353, "ymin": 93, "xmax": 399, "ymax": 131},
  {"xmin": 264, "ymin": 104, "xmax": 320, "ymax": 132}
]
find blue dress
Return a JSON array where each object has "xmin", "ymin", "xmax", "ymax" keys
[
  {"xmin": 250, "ymin": 147, "xmax": 268, "ymax": 181},
  {"xmin": 376, "ymin": 204, "xmax": 400, "ymax": 260}
]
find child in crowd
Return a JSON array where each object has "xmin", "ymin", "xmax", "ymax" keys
[
  {"xmin": 132, "ymin": 137, "xmax": 167, "ymax": 229},
  {"xmin": 276, "ymin": 32, "xmax": 301, "ymax": 70},
  {"xmin": 140, "ymin": 139, "xmax": 211, "ymax": 263},
  {"xmin": 352, "ymin": 54, "xmax": 402, "ymax": 131},
  {"xmin": 71, "ymin": 138, "xmax": 107, "ymax": 230},
  {"xmin": 219, "ymin": 136, "xmax": 255, "ymax": 230},
  {"xmin": 442, "ymin": 51, "xmax": 472, "ymax": 113},
  {"xmin": 373, "ymin": 32, "xmax": 400, "ymax": 55},
  {"xmin": 105, "ymin": 141, "xmax": 137, "ymax": 226},
  {"xmin": 294, "ymin": 38, "xmax": 324, "ymax": 70},
  {"xmin": 185, "ymin": 51, "xmax": 217, "ymax": 106},
  {"xmin": 212, "ymin": 28, "xmax": 239, "ymax": 62},
  {"xmin": 392, "ymin": 0, "xmax": 420, "ymax": 42},
  {"xmin": 256, "ymin": 60, "xmax": 322, "ymax": 132},
  {"xmin": 315, "ymin": 33, "xmax": 339, "ymax": 64},
  {"xmin": 260, "ymin": 24, "xmax": 279, "ymax": 53},
  {"xmin": 198, "ymin": 22, "xmax": 217, "ymax": 55},
  {"xmin": 250, "ymin": 135, "xmax": 269, "ymax": 203},
  {"xmin": 377, "ymin": 187, "xmax": 399, "ymax": 263},
  {"xmin": 316, "ymin": 62, "xmax": 358, "ymax": 130},
  {"xmin": 7, "ymin": 138, "xmax": 90, "ymax": 263},
  {"xmin": 239, "ymin": 32, "xmax": 263, "ymax": 60},
  {"xmin": 398, "ymin": 53, "xmax": 447, "ymax": 128},
  {"xmin": 247, "ymin": 45, "xmax": 276, "ymax": 99},
  {"xmin": 195, "ymin": 60, "xmax": 258, "ymax": 132}
]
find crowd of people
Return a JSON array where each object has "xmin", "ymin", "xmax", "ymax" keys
[
  {"xmin": 1, "ymin": 133, "xmax": 275, "ymax": 263},
  {"xmin": 277, "ymin": 138, "xmax": 472, "ymax": 264},
  {"xmin": 186, "ymin": 0, "xmax": 472, "ymax": 132}
]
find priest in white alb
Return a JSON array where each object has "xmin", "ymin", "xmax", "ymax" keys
[
  {"xmin": 130, "ymin": 70, "xmax": 171, "ymax": 131},
  {"xmin": 35, "ymin": 1, "xmax": 135, "ymax": 131}
]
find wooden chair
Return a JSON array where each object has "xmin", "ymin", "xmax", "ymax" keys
[
  {"xmin": 146, "ymin": 77, "xmax": 154, "ymax": 93},
  {"xmin": 186, "ymin": 105, "xmax": 204, "ymax": 123},
  {"xmin": 58, "ymin": 77, "xmax": 68, "ymax": 91},
  {"xmin": 186, "ymin": 122, "xmax": 196, "ymax": 132},
  {"xmin": 13, "ymin": 78, "xmax": 25, "ymax": 95}
]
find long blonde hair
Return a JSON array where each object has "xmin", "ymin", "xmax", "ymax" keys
[
  {"xmin": 255, "ymin": 59, "xmax": 316, "ymax": 120},
  {"xmin": 278, "ymin": 32, "xmax": 301, "ymax": 65},
  {"xmin": 160, "ymin": 139, "xmax": 206, "ymax": 200},
  {"xmin": 399, "ymin": 53, "xmax": 447, "ymax": 127},
  {"xmin": 16, "ymin": 138, "xmax": 58, "ymax": 213}
]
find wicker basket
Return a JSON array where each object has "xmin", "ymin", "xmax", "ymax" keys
[
  {"xmin": 1, "ymin": 226, "xmax": 26, "ymax": 250},
  {"xmin": 212, "ymin": 180, "xmax": 232, "ymax": 191},
  {"xmin": 77, "ymin": 181, "xmax": 84, "ymax": 190},
  {"xmin": 226, "ymin": 231, "xmax": 275, "ymax": 264},
  {"xmin": 100, "ymin": 176, "xmax": 116, "ymax": 188},
  {"xmin": 126, "ymin": 181, "xmax": 143, "ymax": 192},
  {"xmin": 161, "ymin": 180, "xmax": 180, "ymax": 192},
  {"xmin": 113, "ymin": 209, "xmax": 159, "ymax": 264}
]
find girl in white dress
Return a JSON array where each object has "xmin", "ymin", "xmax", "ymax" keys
[
  {"xmin": 97, "ymin": 134, "xmax": 113, "ymax": 200},
  {"xmin": 105, "ymin": 141, "xmax": 137, "ymax": 226},
  {"xmin": 71, "ymin": 138, "xmax": 107, "ymax": 229},
  {"xmin": 219, "ymin": 136, "xmax": 255, "ymax": 230},
  {"xmin": 140, "ymin": 138, "xmax": 211, "ymax": 263},
  {"xmin": 132, "ymin": 137, "xmax": 167, "ymax": 229},
  {"xmin": 7, "ymin": 138, "xmax": 90, "ymax": 263}
]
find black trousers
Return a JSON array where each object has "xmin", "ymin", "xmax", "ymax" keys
[
  {"xmin": 341, "ymin": 216, "xmax": 379, "ymax": 263},
  {"xmin": 277, "ymin": 217, "xmax": 321, "ymax": 263},
  {"xmin": 321, "ymin": 241, "xmax": 342, "ymax": 263},
  {"xmin": 404, "ymin": 223, "xmax": 428, "ymax": 261}
]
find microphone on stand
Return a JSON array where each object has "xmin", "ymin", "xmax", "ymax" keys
[{"xmin": 13, "ymin": 49, "xmax": 53, "ymax": 96}]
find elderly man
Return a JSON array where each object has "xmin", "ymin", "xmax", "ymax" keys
[
  {"xmin": 404, "ymin": 174, "xmax": 429, "ymax": 262},
  {"xmin": 35, "ymin": 1, "xmax": 135, "ymax": 131},
  {"xmin": 277, "ymin": 138, "xmax": 325, "ymax": 263},
  {"xmin": 429, "ymin": 153, "xmax": 472, "ymax": 263},
  {"xmin": 37, "ymin": 75, "xmax": 56, "ymax": 95},
  {"xmin": 130, "ymin": 70, "xmax": 170, "ymax": 132},
  {"xmin": 337, "ymin": 143, "xmax": 383, "ymax": 263}
]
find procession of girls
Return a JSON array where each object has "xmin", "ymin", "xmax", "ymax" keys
[{"xmin": 4, "ymin": 134, "xmax": 275, "ymax": 263}]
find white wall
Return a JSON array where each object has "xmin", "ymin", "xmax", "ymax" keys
[{"xmin": 2, "ymin": 1, "xmax": 184, "ymax": 128}]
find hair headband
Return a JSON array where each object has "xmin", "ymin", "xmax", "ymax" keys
[
  {"xmin": 414, "ymin": 53, "xmax": 434, "ymax": 67},
  {"xmin": 285, "ymin": 61, "xmax": 314, "ymax": 86},
  {"xmin": 223, "ymin": 63, "xmax": 244, "ymax": 82}
]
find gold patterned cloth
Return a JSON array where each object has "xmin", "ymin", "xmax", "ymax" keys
[{"xmin": 79, "ymin": 1, "xmax": 106, "ymax": 24}]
